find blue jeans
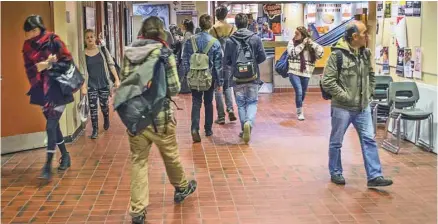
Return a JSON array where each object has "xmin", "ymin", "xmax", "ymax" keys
[
  {"xmin": 329, "ymin": 106, "xmax": 383, "ymax": 181},
  {"xmin": 234, "ymin": 83, "xmax": 259, "ymax": 131},
  {"xmin": 191, "ymin": 84, "xmax": 215, "ymax": 132},
  {"xmin": 288, "ymin": 74, "xmax": 310, "ymax": 108},
  {"xmin": 215, "ymin": 67, "xmax": 234, "ymax": 118}
]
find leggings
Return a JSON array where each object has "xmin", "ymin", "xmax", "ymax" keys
[
  {"xmin": 43, "ymin": 105, "xmax": 66, "ymax": 154},
  {"xmin": 88, "ymin": 88, "xmax": 110, "ymax": 129}
]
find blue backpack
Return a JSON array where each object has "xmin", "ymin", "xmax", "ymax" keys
[{"xmin": 274, "ymin": 50, "xmax": 289, "ymax": 78}]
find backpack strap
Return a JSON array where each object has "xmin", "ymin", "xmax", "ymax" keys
[
  {"xmin": 228, "ymin": 27, "xmax": 234, "ymax": 36},
  {"xmin": 202, "ymin": 38, "xmax": 217, "ymax": 54},
  {"xmin": 213, "ymin": 27, "xmax": 219, "ymax": 38},
  {"xmin": 190, "ymin": 36, "xmax": 198, "ymax": 53}
]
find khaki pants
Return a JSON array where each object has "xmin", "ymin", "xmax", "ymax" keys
[{"xmin": 128, "ymin": 122, "xmax": 188, "ymax": 217}]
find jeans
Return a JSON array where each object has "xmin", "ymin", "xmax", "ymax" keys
[
  {"xmin": 234, "ymin": 83, "xmax": 259, "ymax": 131},
  {"xmin": 328, "ymin": 106, "xmax": 383, "ymax": 181},
  {"xmin": 215, "ymin": 87, "xmax": 234, "ymax": 118},
  {"xmin": 288, "ymin": 74, "xmax": 310, "ymax": 108},
  {"xmin": 191, "ymin": 84, "xmax": 215, "ymax": 132}
]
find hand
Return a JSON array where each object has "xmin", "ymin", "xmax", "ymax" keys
[
  {"xmin": 36, "ymin": 61, "xmax": 49, "ymax": 72},
  {"xmin": 114, "ymin": 80, "xmax": 121, "ymax": 88},
  {"xmin": 46, "ymin": 54, "xmax": 57, "ymax": 63},
  {"xmin": 81, "ymin": 86, "xmax": 88, "ymax": 96}
]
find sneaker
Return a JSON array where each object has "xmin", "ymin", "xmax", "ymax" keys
[
  {"xmin": 228, "ymin": 111, "xmax": 237, "ymax": 122},
  {"xmin": 367, "ymin": 176, "xmax": 393, "ymax": 187},
  {"xmin": 331, "ymin": 174, "xmax": 346, "ymax": 185},
  {"xmin": 205, "ymin": 130, "xmax": 213, "ymax": 137},
  {"xmin": 58, "ymin": 153, "xmax": 71, "ymax": 171},
  {"xmin": 131, "ymin": 213, "xmax": 145, "ymax": 224},
  {"xmin": 243, "ymin": 122, "xmax": 251, "ymax": 144},
  {"xmin": 215, "ymin": 117, "xmax": 225, "ymax": 125},
  {"xmin": 191, "ymin": 131, "xmax": 201, "ymax": 143},
  {"xmin": 174, "ymin": 180, "xmax": 197, "ymax": 204},
  {"xmin": 298, "ymin": 113, "xmax": 305, "ymax": 121}
]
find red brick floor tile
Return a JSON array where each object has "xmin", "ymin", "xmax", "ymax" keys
[{"xmin": 2, "ymin": 93, "xmax": 437, "ymax": 223}]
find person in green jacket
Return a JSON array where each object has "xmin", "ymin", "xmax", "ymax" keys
[{"xmin": 322, "ymin": 21, "xmax": 393, "ymax": 188}]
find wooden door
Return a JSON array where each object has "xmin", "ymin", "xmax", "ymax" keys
[{"xmin": 1, "ymin": 1, "xmax": 53, "ymax": 137}]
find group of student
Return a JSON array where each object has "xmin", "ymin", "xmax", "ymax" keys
[{"xmin": 21, "ymin": 6, "xmax": 393, "ymax": 224}]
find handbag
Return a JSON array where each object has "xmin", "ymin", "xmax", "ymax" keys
[{"xmin": 51, "ymin": 63, "xmax": 85, "ymax": 95}]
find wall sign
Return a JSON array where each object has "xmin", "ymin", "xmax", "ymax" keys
[
  {"xmin": 413, "ymin": 47, "xmax": 422, "ymax": 79},
  {"xmin": 315, "ymin": 3, "xmax": 342, "ymax": 34}
]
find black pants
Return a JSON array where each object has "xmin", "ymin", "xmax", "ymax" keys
[
  {"xmin": 88, "ymin": 88, "xmax": 110, "ymax": 129},
  {"xmin": 191, "ymin": 84, "xmax": 214, "ymax": 132}
]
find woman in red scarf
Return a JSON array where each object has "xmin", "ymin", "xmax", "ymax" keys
[{"xmin": 22, "ymin": 15, "xmax": 73, "ymax": 180}]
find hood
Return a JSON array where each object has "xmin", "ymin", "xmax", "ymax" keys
[
  {"xmin": 231, "ymin": 28, "xmax": 255, "ymax": 41},
  {"xmin": 212, "ymin": 22, "xmax": 235, "ymax": 38},
  {"xmin": 124, "ymin": 39, "xmax": 163, "ymax": 63},
  {"xmin": 332, "ymin": 38, "xmax": 369, "ymax": 58}
]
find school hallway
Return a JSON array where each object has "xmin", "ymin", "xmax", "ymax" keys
[{"xmin": 1, "ymin": 92, "xmax": 437, "ymax": 224}]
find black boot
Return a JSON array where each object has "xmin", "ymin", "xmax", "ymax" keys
[
  {"xmin": 39, "ymin": 163, "xmax": 52, "ymax": 180},
  {"xmin": 103, "ymin": 116, "xmax": 110, "ymax": 131},
  {"xmin": 90, "ymin": 127, "xmax": 98, "ymax": 139},
  {"xmin": 58, "ymin": 152, "xmax": 71, "ymax": 171}
]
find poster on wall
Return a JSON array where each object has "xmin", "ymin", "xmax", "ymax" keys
[
  {"xmin": 413, "ymin": 47, "xmax": 422, "ymax": 79},
  {"xmin": 262, "ymin": 4, "xmax": 282, "ymax": 34},
  {"xmin": 377, "ymin": 1, "xmax": 384, "ymax": 19},
  {"xmin": 391, "ymin": 1, "xmax": 399, "ymax": 18},
  {"xmin": 384, "ymin": 2, "xmax": 392, "ymax": 18},
  {"xmin": 382, "ymin": 47, "xmax": 390, "ymax": 74},
  {"xmin": 403, "ymin": 48, "xmax": 413, "ymax": 78},
  {"xmin": 398, "ymin": 1, "xmax": 406, "ymax": 16},
  {"xmin": 413, "ymin": 1, "xmax": 421, "ymax": 17},
  {"xmin": 315, "ymin": 3, "xmax": 342, "ymax": 34},
  {"xmin": 396, "ymin": 48, "xmax": 405, "ymax": 77},
  {"xmin": 84, "ymin": 7, "xmax": 96, "ymax": 30},
  {"xmin": 133, "ymin": 4, "xmax": 170, "ymax": 28},
  {"xmin": 405, "ymin": 1, "xmax": 414, "ymax": 16},
  {"xmin": 107, "ymin": 3, "xmax": 115, "ymax": 58}
]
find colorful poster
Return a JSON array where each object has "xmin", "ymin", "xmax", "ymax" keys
[
  {"xmin": 404, "ymin": 48, "xmax": 413, "ymax": 78},
  {"xmin": 396, "ymin": 48, "xmax": 404, "ymax": 77},
  {"xmin": 382, "ymin": 47, "xmax": 390, "ymax": 74},
  {"xmin": 398, "ymin": 1, "xmax": 406, "ymax": 16},
  {"xmin": 315, "ymin": 3, "xmax": 342, "ymax": 34},
  {"xmin": 413, "ymin": 47, "xmax": 422, "ymax": 79},
  {"xmin": 377, "ymin": 2, "xmax": 384, "ymax": 19},
  {"xmin": 395, "ymin": 16, "xmax": 407, "ymax": 48},
  {"xmin": 384, "ymin": 2, "xmax": 392, "ymax": 18},
  {"xmin": 263, "ymin": 4, "xmax": 282, "ymax": 34}
]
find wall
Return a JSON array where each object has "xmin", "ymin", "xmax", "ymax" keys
[{"xmin": 282, "ymin": 3, "xmax": 304, "ymax": 40}]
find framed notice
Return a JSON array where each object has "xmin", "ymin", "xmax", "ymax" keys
[
  {"xmin": 396, "ymin": 48, "xmax": 404, "ymax": 77},
  {"xmin": 403, "ymin": 48, "xmax": 412, "ymax": 78},
  {"xmin": 413, "ymin": 47, "xmax": 422, "ymax": 79},
  {"xmin": 384, "ymin": 2, "xmax": 392, "ymax": 18},
  {"xmin": 84, "ymin": 7, "xmax": 96, "ymax": 30},
  {"xmin": 382, "ymin": 47, "xmax": 390, "ymax": 74},
  {"xmin": 377, "ymin": 2, "xmax": 384, "ymax": 19}
]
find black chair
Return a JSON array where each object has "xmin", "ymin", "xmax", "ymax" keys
[
  {"xmin": 381, "ymin": 82, "xmax": 434, "ymax": 154},
  {"xmin": 371, "ymin": 76, "xmax": 393, "ymax": 135}
]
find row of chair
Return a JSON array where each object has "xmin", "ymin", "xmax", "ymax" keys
[{"xmin": 371, "ymin": 76, "xmax": 434, "ymax": 154}]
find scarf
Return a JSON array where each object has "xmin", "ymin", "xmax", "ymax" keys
[{"xmin": 293, "ymin": 39, "xmax": 317, "ymax": 73}]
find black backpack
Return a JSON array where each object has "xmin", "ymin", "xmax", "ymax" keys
[
  {"xmin": 230, "ymin": 35, "xmax": 258, "ymax": 83},
  {"xmin": 320, "ymin": 50, "xmax": 343, "ymax": 100}
]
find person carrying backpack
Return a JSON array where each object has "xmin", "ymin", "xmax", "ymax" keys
[
  {"xmin": 321, "ymin": 21, "xmax": 392, "ymax": 188},
  {"xmin": 115, "ymin": 17, "xmax": 197, "ymax": 224},
  {"xmin": 182, "ymin": 14, "xmax": 223, "ymax": 143},
  {"xmin": 224, "ymin": 13, "xmax": 266, "ymax": 144},
  {"xmin": 209, "ymin": 5, "xmax": 237, "ymax": 125}
]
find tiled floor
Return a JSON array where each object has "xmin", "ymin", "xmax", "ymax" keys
[{"xmin": 2, "ymin": 92, "xmax": 437, "ymax": 224}]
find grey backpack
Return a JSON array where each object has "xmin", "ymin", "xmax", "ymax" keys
[{"xmin": 187, "ymin": 36, "xmax": 216, "ymax": 91}]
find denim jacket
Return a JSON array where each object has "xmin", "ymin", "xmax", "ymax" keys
[{"xmin": 182, "ymin": 31, "xmax": 224, "ymax": 87}]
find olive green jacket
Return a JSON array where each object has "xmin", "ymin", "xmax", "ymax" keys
[{"xmin": 322, "ymin": 38, "xmax": 375, "ymax": 111}]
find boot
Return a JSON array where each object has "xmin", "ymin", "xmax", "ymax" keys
[
  {"xmin": 90, "ymin": 127, "xmax": 98, "ymax": 139},
  {"xmin": 38, "ymin": 163, "xmax": 52, "ymax": 180},
  {"xmin": 58, "ymin": 152, "xmax": 71, "ymax": 171},
  {"xmin": 103, "ymin": 116, "xmax": 110, "ymax": 131}
]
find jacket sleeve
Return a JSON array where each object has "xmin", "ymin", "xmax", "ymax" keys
[
  {"xmin": 311, "ymin": 41, "xmax": 325, "ymax": 59},
  {"xmin": 367, "ymin": 49, "xmax": 375, "ymax": 97},
  {"xmin": 321, "ymin": 52, "xmax": 349, "ymax": 102},
  {"xmin": 255, "ymin": 37, "xmax": 266, "ymax": 64},
  {"xmin": 166, "ymin": 54, "xmax": 181, "ymax": 96},
  {"xmin": 287, "ymin": 40, "xmax": 305, "ymax": 58},
  {"xmin": 119, "ymin": 56, "xmax": 130, "ymax": 81},
  {"xmin": 50, "ymin": 37, "xmax": 73, "ymax": 73},
  {"xmin": 213, "ymin": 41, "xmax": 224, "ymax": 87},
  {"xmin": 182, "ymin": 39, "xmax": 193, "ymax": 75},
  {"xmin": 78, "ymin": 52, "xmax": 89, "ymax": 86},
  {"xmin": 23, "ymin": 53, "xmax": 39, "ymax": 87},
  {"xmin": 102, "ymin": 46, "xmax": 115, "ymax": 69}
]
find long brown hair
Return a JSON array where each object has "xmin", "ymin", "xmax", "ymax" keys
[
  {"xmin": 294, "ymin": 26, "xmax": 317, "ymax": 64},
  {"xmin": 139, "ymin": 16, "xmax": 167, "ymax": 40}
]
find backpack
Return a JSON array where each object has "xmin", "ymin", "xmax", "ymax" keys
[
  {"xmin": 187, "ymin": 36, "xmax": 216, "ymax": 91},
  {"xmin": 113, "ymin": 47, "xmax": 171, "ymax": 136},
  {"xmin": 274, "ymin": 50, "xmax": 290, "ymax": 78},
  {"xmin": 320, "ymin": 50, "xmax": 343, "ymax": 100},
  {"xmin": 230, "ymin": 35, "xmax": 258, "ymax": 83},
  {"xmin": 101, "ymin": 46, "xmax": 121, "ymax": 83}
]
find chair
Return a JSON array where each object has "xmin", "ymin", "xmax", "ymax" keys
[
  {"xmin": 381, "ymin": 82, "xmax": 434, "ymax": 154},
  {"xmin": 371, "ymin": 76, "xmax": 393, "ymax": 134}
]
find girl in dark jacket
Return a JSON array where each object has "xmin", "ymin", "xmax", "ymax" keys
[{"xmin": 22, "ymin": 15, "xmax": 73, "ymax": 180}]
